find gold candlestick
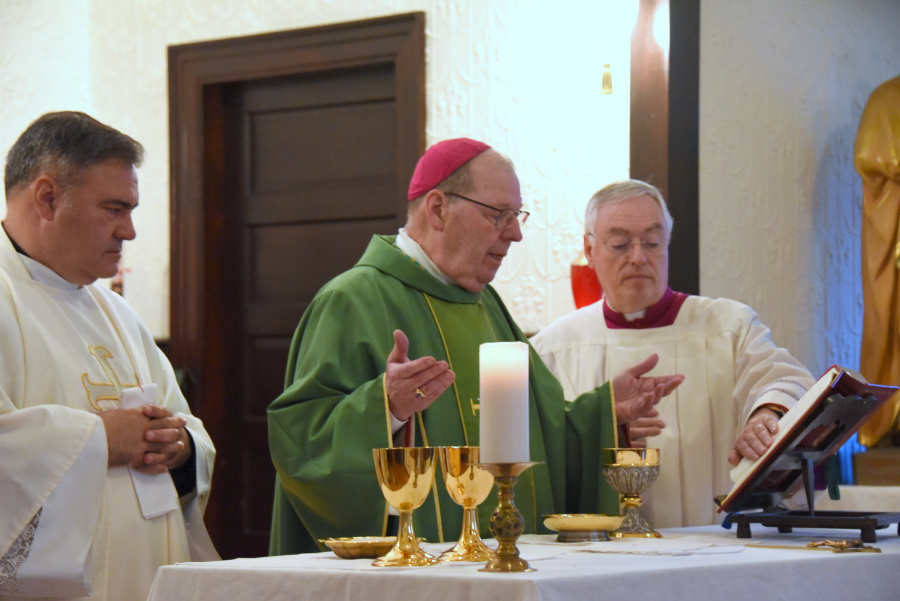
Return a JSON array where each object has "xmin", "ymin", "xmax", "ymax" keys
[
  {"xmin": 437, "ymin": 446, "xmax": 496, "ymax": 562},
  {"xmin": 372, "ymin": 447, "xmax": 440, "ymax": 567},
  {"xmin": 602, "ymin": 448, "xmax": 661, "ymax": 538},
  {"xmin": 477, "ymin": 462, "xmax": 541, "ymax": 573}
]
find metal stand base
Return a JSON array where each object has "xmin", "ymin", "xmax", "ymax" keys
[
  {"xmin": 731, "ymin": 510, "xmax": 900, "ymax": 543},
  {"xmin": 556, "ymin": 530, "xmax": 611, "ymax": 543}
]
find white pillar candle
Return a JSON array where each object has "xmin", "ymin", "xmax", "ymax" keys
[{"xmin": 479, "ymin": 341, "xmax": 530, "ymax": 463}]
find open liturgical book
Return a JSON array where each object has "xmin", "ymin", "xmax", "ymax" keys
[{"xmin": 717, "ymin": 366, "xmax": 899, "ymax": 514}]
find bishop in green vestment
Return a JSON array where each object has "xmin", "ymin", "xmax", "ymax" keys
[{"xmin": 268, "ymin": 139, "xmax": 681, "ymax": 555}]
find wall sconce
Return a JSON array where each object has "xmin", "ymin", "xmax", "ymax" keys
[{"xmin": 601, "ymin": 63, "xmax": 613, "ymax": 94}]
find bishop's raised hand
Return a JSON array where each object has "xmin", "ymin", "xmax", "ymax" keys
[{"xmin": 385, "ymin": 329, "xmax": 456, "ymax": 421}]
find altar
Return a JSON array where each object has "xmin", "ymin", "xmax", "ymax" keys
[{"xmin": 147, "ymin": 525, "xmax": 900, "ymax": 601}]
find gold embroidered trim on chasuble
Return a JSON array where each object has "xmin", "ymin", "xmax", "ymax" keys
[
  {"xmin": 79, "ymin": 297, "xmax": 144, "ymax": 410},
  {"xmin": 381, "ymin": 373, "xmax": 391, "ymax": 536},
  {"xmin": 81, "ymin": 345, "xmax": 140, "ymax": 410},
  {"xmin": 422, "ymin": 294, "xmax": 469, "ymax": 446},
  {"xmin": 610, "ymin": 381, "xmax": 619, "ymax": 448},
  {"xmin": 382, "ymin": 374, "xmax": 393, "ymax": 448}
]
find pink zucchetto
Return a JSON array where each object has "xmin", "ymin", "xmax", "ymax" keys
[{"xmin": 407, "ymin": 138, "xmax": 492, "ymax": 200}]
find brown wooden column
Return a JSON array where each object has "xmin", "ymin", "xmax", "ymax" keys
[
  {"xmin": 631, "ymin": 0, "xmax": 669, "ymax": 200},
  {"xmin": 631, "ymin": 0, "xmax": 699, "ymax": 295}
]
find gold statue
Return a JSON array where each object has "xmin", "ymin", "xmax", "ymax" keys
[{"xmin": 857, "ymin": 75, "xmax": 900, "ymax": 447}]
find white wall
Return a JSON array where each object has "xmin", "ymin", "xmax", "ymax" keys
[
  {"xmin": 0, "ymin": 0, "xmax": 636, "ymax": 338},
  {"xmin": 0, "ymin": 1, "xmax": 91, "ymax": 125},
  {"xmin": 699, "ymin": 0, "xmax": 900, "ymax": 374}
]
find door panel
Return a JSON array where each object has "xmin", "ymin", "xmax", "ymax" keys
[
  {"xmin": 249, "ymin": 219, "xmax": 394, "ymax": 304},
  {"xmin": 250, "ymin": 103, "xmax": 398, "ymax": 192}
]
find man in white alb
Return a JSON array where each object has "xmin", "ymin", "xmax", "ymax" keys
[
  {"xmin": 531, "ymin": 180, "xmax": 815, "ymax": 528},
  {"xmin": 0, "ymin": 112, "xmax": 216, "ymax": 601}
]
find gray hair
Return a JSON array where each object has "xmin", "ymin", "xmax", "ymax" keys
[
  {"xmin": 584, "ymin": 179, "xmax": 673, "ymax": 236},
  {"xmin": 5, "ymin": 111, "xmax": 144, "ymax": 196}
]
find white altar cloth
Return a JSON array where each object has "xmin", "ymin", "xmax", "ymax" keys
[{"xmin": 147, "ymin": 525, "xmax": 900, "ymax": 601}]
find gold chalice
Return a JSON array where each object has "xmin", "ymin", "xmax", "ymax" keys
[
  {"xmin": 372, "ymin": 447, "xmax": 440, "ymax": 567},
  {"xmin": 437, "ymin": 446, "xmax": 496, "ymax": 562},
  {"xmin": 602, "ymin": 448, "xmax": 661, "ymax": 538}
]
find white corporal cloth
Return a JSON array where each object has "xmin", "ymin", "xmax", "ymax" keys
[
  {"xmin": 147, "ymin": 526, "xmax": 900, "ymax": 601},
  {"xmin": 0, "ymin": 232, "xmax": 216, "ymax": 601},
  {"xmin": 531, "ymin": 296, "xmax": 815, "ymax": 528}
]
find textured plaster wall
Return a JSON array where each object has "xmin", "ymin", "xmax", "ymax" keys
[
  {"xmin": 699, "ymin": 0, "xmax": 900, "ymax": 374},
  {"xmin": 0, "ymin": 0, "xmax": 636, "ymax": 338},
  {"xmin": 0, "ymin": 1, "xmax": 91, "ymax": 133}
]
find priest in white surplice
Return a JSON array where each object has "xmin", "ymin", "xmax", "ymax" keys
[
  {"xmin": 0, "ymin": 112, "xmax": 216, "ymax": 600},
  {"xmin": 531, "ymin": 180, "xmax": 815, "ymax": 528}
]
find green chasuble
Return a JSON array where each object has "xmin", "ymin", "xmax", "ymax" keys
[{"xmin": 268, "ymin": 235, "xmax": 620, "ymax": 555}]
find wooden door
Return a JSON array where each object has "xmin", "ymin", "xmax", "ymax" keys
[{"xmin": 168, "ymin": 14, "xmax": 425, "ymax": 560}]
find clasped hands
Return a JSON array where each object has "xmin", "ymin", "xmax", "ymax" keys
[{"xmin": 100, "ymin": 405, "xmax": 191, "ymax": 474}]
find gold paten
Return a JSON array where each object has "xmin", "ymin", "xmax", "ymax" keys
[
  {"xmin": 437, "ymin": 447, "xmax": 496, "ymax": 562},
  {"xmin": 477, "ymin": 462, "xmax": 541, "ymax": 573},
  {"xmin": 372, "ymin": 447, "xmax": 440, "ymax": 567},
  {"xmin": 602, "ymin": 448, "xmax": 662, "ymax": 538},
  {"xmin": 543, "ymin": 514, "xmax": 625, "ymax": 542},
  {"xmin": 321, "ymin": 537, "xmax": 398, "ymax": 559}
]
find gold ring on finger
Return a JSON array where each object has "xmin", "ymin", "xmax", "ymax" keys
[{"xmin": 414, "ymin": 388, "xmax": 427, "ymax": 399}]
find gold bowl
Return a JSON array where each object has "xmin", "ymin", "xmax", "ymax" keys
[
  {"xmin": 321, "ymin": 537, "xmax": 399, "ymax": 559},
  {"xmin": 543, "ymin": 514, "xmax": 625, "ymax": 542}
]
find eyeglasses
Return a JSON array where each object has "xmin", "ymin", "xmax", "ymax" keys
[
  {"xmin": 445, "ymin": 192, "xmax": 530, "ymax": 230},
  {"xmin": 589, "ymin": 233, "xmax": 668, "ymax": 258}
]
